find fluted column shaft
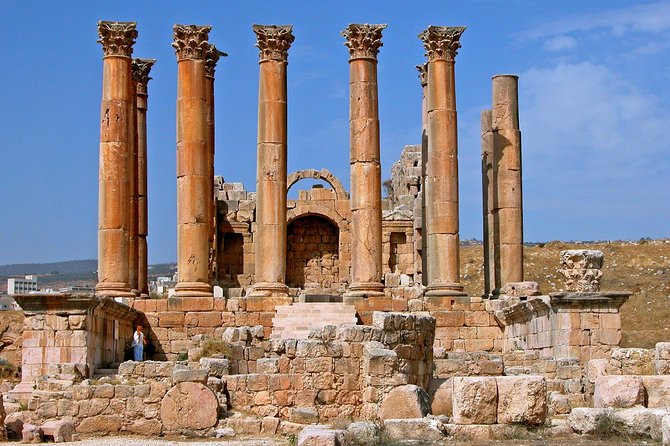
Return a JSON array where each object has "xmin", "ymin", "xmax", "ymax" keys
[
  {"xmin": 420, "ymin": 26, "xmax": 466, "ymax": 297},
  {"xmin": 95, "ymin": 21, "xmax": 137, "ymax": 298},
  {"xmin": 133, "ymin": 58, "xmax": 155, "ymax": 298},
  {"xmin": 250, "ymin": 25, "xmax": 294, "ymax": 297},
  {"xmin": 173, "ymin": 25, "xmax": 213, "ymax": 297},
  {"xmin": 481, "ymin": 109, "xmax": 496, "ymax": 297},
  {"xmin": 128, "ymin": 75, "xmax": 139, "ymax": 295},
  {"xmin": 418, "ymin": 64, "xmax": 428, "ymax": 286},
  {"xmin": 342, "ymin": 24, "xmax": 386, "ymax": 297},
  {"xmin": 492, "ymin": 75, "xmax": 523, "ymax": 291}
]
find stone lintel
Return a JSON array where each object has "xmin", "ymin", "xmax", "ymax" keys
[
  {"xmin": 204, "ymin": 43, "xmax": 228, "ymax": 78},
  {"xmin": 132, "ymin": 58, "xmax": 156, "ymax": 95},
  {"xmin": 494, "ymin": 296, "xmax": 551, "ymax": 326},
  {"xmin": 13, "ymin": 293, "xmax": 99, "ymax": 315},
  {"xmin": 253, "ymin": 24, "xmax": 294, "ymax": 62},
  {"xmin": 172, "ymin": 24, "xmax": 212, "ymax": 61},
  {"xmin": 97, "ymin": 20, "xmax": 137, "ymax": 58},
  {"xmin": 549, "ymin": 291, "xmax": 631, "ymax": 311},
  {"xmin": 341, "ymin": 23, "xmax": 387, "ymax": 60},
  {"xmin": 97, "ymin": 297, "xmax": 142, "ymax": 323},
  {"xmin": 418, "ymin": 25, "xmax": 466, "ymax": 62},
  {"xmin": 416, "ymin": 62, "xmax": 428, "ymax": 87}
]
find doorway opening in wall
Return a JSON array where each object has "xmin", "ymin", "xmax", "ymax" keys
[
  {"xmin": 286, "ymin": 215, "xmax": 339, "ymax": 293},
  {"xmin": 388, "ymin": 232, "xmax": 407, "ymax": 273},
  {"xmin": 218, "ymin": 232, "xmax": 244, "ymax": 287}
]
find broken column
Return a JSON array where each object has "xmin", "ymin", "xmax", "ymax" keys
[
  {"xmin": 132, "ymin": 58, "xmax": 155, "ymax": 298},
  {"xmin": 204, "ymin": 45, "xmax": 226, "ymax": 285},
  {"xmin": 95, "ymin": 21, "xmax": 137, "ymax": 298},
  {"xmin": 249, "ymin": 25, "xmax": 294, "ymax": 297},
  {"xmin": 173, "ymin": 24, "xmax": 213, "ymax": 297},
  {"xmin": 417, "ymin": 63, "xmax": 428, "ymax": 286},
  {"xmin": 342, "ymin": 23, "xmax": 387, "ymax": 298},
  {"xmin": 491, "ymin": 75, "xmax": 523, "ymax": 294},
  {"xmin": 481, "ymin": 109, "xmax": 496, "ymax": 297},
  {"xmin": 419, "ymin": 26, "xmax": 466, "ymax": 297}
]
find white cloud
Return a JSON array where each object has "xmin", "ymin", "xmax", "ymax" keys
[{"xmin": 543, "ymin": 35, "xmax": 578, "ymax": 52}]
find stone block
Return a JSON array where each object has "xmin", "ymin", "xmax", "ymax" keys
[
  {"xmin": 663, "ymin": 414, "xmax": 670, "ymax": 446},
  {"xmin": 199, "ymin": 357, "xmax": 230, "ymax": 377},
  {"xmin": 658, "ymin": 343, "xmax": 670, "ymax": 360},
  {"xmin": 379, "ymin": 384, "xmax": 430, "ymax": 420},
  {"xmin": 76, "ymin": 415, "xmax": 122, "ymax": 433},
  {"xmin": 290, "ymin": 406, "xmax": 319, "ymax": 424},
  {"xmin": 22, "ymin": 424, "xmax": 42, "ymax": 443},
  {"xmin": 496, "ymin": 375, "xmax": 547, "ymax": 425},
  {"xmin": 383, "ymin": 419, "xmax": 446, "ymax": 443},
  {"xmin": 642, "ymin": 376, "xmax": 670, "ymax": 408},
  {"xmin": 587, "ymin": 359, "xmax": 608, "ymax": 383},
  {"xmin": 594, "ymin": 375, "xmax": 645, "ymax": 408},
  {"xmin": 160, "ymin": 382, "xmax": 218, "ymax": 431},
  {"xmin": 429, "ymin": 378, "xmax": 453, "ymax": 417},
  {"xmin": 298, "ymin": 425, "xmax": 347, "ymax": 446},
  {"xmin": 172, "ymin": 368, "xmax": 208, "ymax": 385},
  {"xmin": 452, "ymin": 377, "xmax": 497, "ymax": 425}
]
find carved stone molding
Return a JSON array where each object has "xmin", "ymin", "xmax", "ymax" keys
[
  {"xmin": 253, "ymin": 24, "xmax": 294, "ymax": 62},
  {"xmin": 172, "ymin": 24, "xmax": 212, "ymax": 61},
  {"xmin": 416, "ymin": 63, "xmax": 428, "ymax": 87},
  {"xmin": 97, "ymin": 21, "xmax": 137, "ymax": 58},
  {"xmin": 132, "ymin": 58, "xmax": 156, "ymax": 95},
  {"xmin": 341, "ymin": 23, "xmax": 387, "ymax": 60},
  {"xmin": 418, "ymin": 26, "xmax": 466, "ymax": 62},
  {"xmin": 204, "ymin": 43, "xmax": 228, "ymax": 78}
]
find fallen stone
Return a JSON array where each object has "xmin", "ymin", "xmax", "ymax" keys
[
  {"xmin": 22, "ymin": 424, "xmax": 43, "ymax": 443},
  {"xmin": 126, "ymin": 418, "xmax": 162, "ymax": 436},
  {"xmin": 496, "ymin": 375, "xmax": 546, "ymax": 425},
  {"xmin": 346, "ymin": 421, "xmax": 378, "ymax": 445},
  {"xmin": 298, "ymin": 425, "xmax": 347, "ymax": 446},
  {"xmin": 594, "ymin": 375, "xmax": 645, "ymax": 408},
  {"xmin": 379, "ymin": 384, "xmax": 430, "ymax": 420},
  {"xmin": 643, "ymin": 376, "xmax": 670, "ymax": 408},
  {"xmin": 215, "ymin": 427, "xmax": 235, "ymax": 438},
  {"xmin": 172, "ymin": 368, "xmax": 208, "ymax": 385},
  {"xmin": 41, "ymin": 419, "xmax": 75, "ymax": 442},
  {"xmin": 429, "ymin": 378, "xmax": 453, "ymax": 417},
  {"xmin": 453, "ymin": 377, "xmax": 497, "ymax": 425},
  {"xmin": 290, "ymin": 406, "xmax": 319, "ymax": 425},
  {"xmin": 383, "ymin": 418, "xmax": 446, "ymax": 443},
  {"xmin": 160, "ymin": 382, "xmax": 219, "ymax": 431},
  {"xmin": 569, "ymin": 407, "xmax": 669, "ymax": 441}
]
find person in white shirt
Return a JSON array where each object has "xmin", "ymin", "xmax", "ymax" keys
[{"xmin": 132, "ymin": 325, "xmax": 146, "ymax": 362}]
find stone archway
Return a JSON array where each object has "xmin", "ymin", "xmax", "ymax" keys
[
  {"xmin": 287, "ymin": 168, "xmax": 348, "ymax": 200},
  {"xmin": 286, "ymin": 215, "xmax": 339, "ymax": 291}
]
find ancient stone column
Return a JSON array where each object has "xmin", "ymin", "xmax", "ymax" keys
[
  {"xmin": 172, "ymin": 24, "xmax": 213, "ymax": 297},
  {"xmin": 342, "ymin": 23, "xmax": 386, "ymax": 298},
  {"xmin": 128, "ymin": 64, "xmax": 139, "ymax": 296},
  {"xmin": 419, "ymin": 26, "xmax": 467, "ymax": 297},
  {"xmin": 204, "ymin": 45, "xmax": 226, "ymax": 285},
  {"xmin": 419, "ymin": 26, "xmax": 465, "ymax": 296},
  {"xmin": 481, "ymin": 109, "xmax": 496, "ymax": 297},
  {"xmin": 95, "ymin": 21, "xmax": 137, "ymax": 298},
  {"xmin": 492, "ymin": 75, "xmax": 523, "ymax": 292},
  {"xmin": 417, "ymin": 63, "xmax": 429, "ymax": 286},
  {"xmin": 249, "ymin": 25, "xmax": 294, "ymax": 297},
  {"xmin": 132, "ymin": 58, "xmax": 155, "ymax": 298}
]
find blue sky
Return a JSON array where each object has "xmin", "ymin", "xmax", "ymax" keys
[{"xmin": 0, "ymin": 1, "xmax": 668, "ymax": 265}]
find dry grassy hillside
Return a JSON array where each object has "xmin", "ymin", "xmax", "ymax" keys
[{"xmin": 461, "ymin": 239, "xmax": 670, "ymax": 348}]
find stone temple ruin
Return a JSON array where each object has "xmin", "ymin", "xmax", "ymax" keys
[{"xmin": 5, "ymin": 20, "xmax": 670, "ymax": 445}]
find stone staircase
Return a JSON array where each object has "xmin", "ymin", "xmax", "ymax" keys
[{"xmin": 271, "ymin": 302, "xmax": 358, "ymax": 340}]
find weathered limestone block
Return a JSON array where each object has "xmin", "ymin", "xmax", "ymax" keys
[
  {"xmin": 22, "ymin": 424, "xmax": 42, "ymax": 443},
  {"xmin": 642, "ymin": 376, "xmax": 670, "ymax": 408},
  {"xmin": 172, "ymin": 368, "xmax": 208, "ymax": 385},
  {"xmin": 298, "ymin": 425, "xmax": 347, "ymax": 446},
  {"xmin": 383, "ymin": 418, "xmax": 446, "ymax": 443},
  {"xmin": 452, "ymin": 377, "xmax": 498, "ymax": 425},
  {"xmin": 346, "ymin": 422, "xmax": 378, "ymax": 444},
  {"xmin": 658, "ymin": 343, "xmax": 670, "ymax": 360},
  {"xmin": 379, "ymin": 384, "xmax": 430, "ymax": 420},
  {"xmin": 41, "ymin": 419, "xmax": 75, "ymax": 442},
  {"xmin": 0, "ymin": 394, "xmax": 6, "ymax": 441},
  {"xmin": 160, "ymin": 382, "xmax": 218, "ymax": 431},
  {"xmin": 429, "ymin": 378, "xmax": 453, "ymax": 417},
  {"xmin": 76, "ymin": 415, "xmax": 122, "ymax": 434},
  {"xmin": 587, "ymin": 359, "xmax": 608, "ymax": 383},
  {"xmin": 289, "ymin": 406, "xmax": 319, "ymax": 424},
  {"xmin": 558, "ymin": 250, "xmax": 604, "ymax": 292},
  {"xmin": 363, "ymin": 342, "xmax": 397, "ymax": 377},
  {"xmin": 663, "ymin": 414, "xmax": 670, "ymax": 446},
  {"xmin": 496, "ymin": 376, "xmax": 546, "ymax": 425},
  {"xmin": 594, "ymin": 376, "xmax": 645, "ymax": 408},
  {"xmin": 199, "ymin": 357, "xmax": 230, "ymax": 377},
  {"xmin": 608, "ymin": 348, "xmax": 654, "ymax": 375}
]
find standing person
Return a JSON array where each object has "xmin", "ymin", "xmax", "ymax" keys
[{"xmin": 132, "ymin": 324, "xmax": 146, "ymax": 361}]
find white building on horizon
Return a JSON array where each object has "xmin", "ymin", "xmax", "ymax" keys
[{"xmin": 7, "ymin": 276, "xmax": 37, "ymax": 295}]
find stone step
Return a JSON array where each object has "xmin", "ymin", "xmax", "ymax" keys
[{"xmin": 271, "ymin": 302, "xmax": 358, "ymax": 340}]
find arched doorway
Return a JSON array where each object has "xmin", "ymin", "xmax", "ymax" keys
[{"xmin": 286, "ymin": 215, "xmax": 339, "ymax": 291}]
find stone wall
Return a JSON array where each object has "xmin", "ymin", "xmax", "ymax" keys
[
  {"xmin": 0, "ymin": 311, "xmax": 24, "ymax": 366},
  {"xmin": 286, "ymin": 215, "xmax": 340, "ymax": 291}
]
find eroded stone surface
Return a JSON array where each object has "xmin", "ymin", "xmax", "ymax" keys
[
  {"xmin": 453, "ymin": 377, "xmax": 497, "ymax": 425},
  {"xmin": 379, "ymin": 384, "xmax": 430, "ymax": 420},
  {"xmin": 160, "ymin": 382, "xmax": 218, "ymax": 431},
  {"xmin": 594, "ymin": 375, "xmax": 645, "ymax": 408},
  {"xmin": 496, "ymin": 375, "xmax": 546, "ymax": 425}
]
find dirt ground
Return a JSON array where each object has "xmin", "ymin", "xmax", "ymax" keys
[{"xmin": 460, "ymin": 239, "xmax": 670, "ymax": 348}]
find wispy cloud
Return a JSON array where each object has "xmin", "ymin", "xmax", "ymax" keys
[{"xmin": 543, "ymin": 35, "xmax": 577, "ymax": 52}]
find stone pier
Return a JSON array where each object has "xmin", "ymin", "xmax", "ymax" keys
[
  {"xmin": 342, "ymin": 23, "xmax": 386, "ymax": 299},
  {"xmin": 492, "ymin": 75, "xmax": 523, "ymax": 293},
  {"xmin": 417, "ymin": 63, "xmax": 428, "ymax": 286},
  {"xmin": 481, "ymin": 109, "xmax": 496, "ymax": 297},
  {"xmin": 204, "ymin": 45, "xmax": 226, "ymax": 285},
  {"xmin": 95, "ymin": 21, "xmax": 137, "ymax": 298},
  {"xmin": 173, "ymin": 24, "xmax": 213, "ymax": 297},
  {"xmin": 249, "ymin": 25, "xmax": 294, "ymax": 297},
  {"xmin": 419, "ymin": 26, "xmax": 466, "ymax": 297},
  {"xmin": 132, "ymin": 58, "xmax": 155, "ymax": 297}
]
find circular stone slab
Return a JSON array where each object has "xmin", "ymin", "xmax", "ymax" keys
[{"xmin": 160, "ymin": 382, "xmax": 218, "ymax": 431}]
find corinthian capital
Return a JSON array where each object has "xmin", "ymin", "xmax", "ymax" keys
[
  {"xmin": 172, "ymin": 24, "xmax": 212, "ymax": 61},
  {"xmin": 416, "ymin": 63, "xmax": 428, "ymax": 87},
  {"xmin": 253, "ymin": 25, "xmax": 294, "ymax": 62},
  {"xmin": 97, "ymin": 21, "xmax": 137, "ymax": 58},
  {"xmin": 341, "ymin": 23, "xmax": 387, "ymax": 60},
  {"xmin": 204, "ymin": 44, "xmax": 228, "ymax": 78},
  {"xmin": 132, "ymin": 58, "xmax": 156, "ymax": 95},
  {"xmin": 419, "ymin": 26, "xmax": 466, "ymax": 62}
]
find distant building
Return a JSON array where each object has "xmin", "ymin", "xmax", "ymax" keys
[
  {"xmin": 59, "ymin": 285, "xmax": 95, "ymax": 294},
  {"xmin": 7, "ymin": 276, "xmax": 38, "ymax": 295}
]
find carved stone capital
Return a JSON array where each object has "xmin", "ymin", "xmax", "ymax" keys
[
  {"xmin": 416, "ymin": 63, "xmax": 428, "ymax": 87},
  {"xmin": 253, "ymin": 25, "xmax": 294, "ymax": 62},
  {"xmin": 172, "ymin": 24, "xmax": 212, "ymax": 61},
  {"xmin": 97, "ymin": 21, "xmax": 137, "ymax": 58},
  {"xmin": 419, "ymin": 26, "xmax": 466, "ymax": 62},
  {"xmin": 558, "ymin": 250, "xmax": 605, "ymax": 292},
  {"xmin": 204, "ymin": 43, "xmax": 228, "ymax": 78},
  {"xmin": 132, "ymin": 58, "xmax": 156, "ymax": 95},
  {"xmin": 341, "ymin": 23, "xmax": 387, "ymax": 60}
]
